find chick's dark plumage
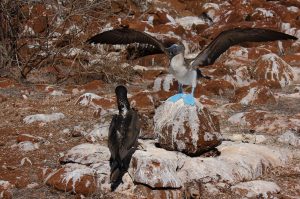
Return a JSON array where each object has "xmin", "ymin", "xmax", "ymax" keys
[{"xmin": 108, "ymin": 85, "xmax": 140, "ymax": 187}]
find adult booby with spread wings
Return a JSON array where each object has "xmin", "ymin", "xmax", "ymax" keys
[
  {"xmin": 87, "ymin": 27, "xmax": 297, "ymax": 105},
  {"xmin": 108, "ymin": 85, "xmax": 140, "ymax": 189}
]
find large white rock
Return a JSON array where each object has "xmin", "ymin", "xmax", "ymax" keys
[
  {"xmin": 23, "ymin": 112, "xmax": 65, "ymax": 124},
  {"xmin": 154, "ymin": 100, "xmax": 222, "ymax": 156},
  {"xmin": 60, "ymin": 143, "xmax": 110, "ymax": 165},
  {"xmin": 130, "ymin": 140, "xmax": 291, "ymax": 189},
  {"xmin": 177, "ymin": 142, "xmax": 291, "ymax": 185},
  {"xmin": 129, "ymin": 140, "xmax": 183, "ymax": 188}
]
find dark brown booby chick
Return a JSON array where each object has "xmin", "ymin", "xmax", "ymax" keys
[{"xmin": 108, "ymin": 85, "xmax": 140, "ymax": 190}]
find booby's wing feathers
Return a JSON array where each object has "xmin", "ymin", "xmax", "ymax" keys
[
  {"xmin": 87, "ymin": 28, "xmax": 169, "ymax": 57},
  {"xmin": 108, "ymin": 114, "xmax": 119, "ymax": 161},
  {"xmin": 191, "ymin": 28, "xmax": 297, "ymax": 67},
  {"xmin": 119, "ymin": 109, "xmax": 140, "ymax": 161}
]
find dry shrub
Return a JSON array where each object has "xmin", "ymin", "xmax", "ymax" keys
[{"xmin": 0, "ymin": 0, "xmax": 138, "ymax": 84}]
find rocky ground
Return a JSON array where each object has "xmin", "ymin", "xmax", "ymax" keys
[{"xmin": 1, "ymin": 0, "xmax": 300, "ymax": 198}]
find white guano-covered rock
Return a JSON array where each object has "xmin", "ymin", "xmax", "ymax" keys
[
  {"xmin": 23, "ymin": 112, "xmax": 65, "ymax": 124},
  {"xmin": 177, "ymin": 142, "xmax": 291, "ymax": 185},
  {"xmin": 129, "ymin": 140, "xmax": 183, "ymax": 189},
  {"xmin": 154, "ymin": 99, "xmax": 221, "ymax": 156},
  {"xmin": 45, "ymin": 163, "xmax": 97, "ymax": 196},
  {"xmin": 59, "ymin": 143, "xmax": 110, "ymax": 165},
  {"xmin": 254, "ymin": 53, "xmax": 297, "ymax": 88}
]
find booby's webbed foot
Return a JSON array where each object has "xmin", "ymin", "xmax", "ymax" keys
[
  {"xmin": 167, "ymin": 93, "xmax": 184, "ymax": 103},
  {"xmin": 182, "ymin": 94, "xmax": 195, "ymax": 106}
]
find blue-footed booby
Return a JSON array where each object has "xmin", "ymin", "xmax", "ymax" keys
[
  {"xmin": 108, "ymin": 85, "xmax": 140, "ymax": 190},
  {"xmin": 87, "ymin": 27, "xmax": 297, "ymax": 105}
]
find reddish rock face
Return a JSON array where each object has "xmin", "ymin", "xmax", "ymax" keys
[
  {"xmin": 282, "ymin": 54, "xmax": 300, "ymax": 67},
  {"xmin": 16, "ymin": 134, "xmax": 44, "ymax": 143},
  {"xmin": 79, "ymin": 80, "xmax": 105, "ymax": 92},
  {"xmin": 130, "ymin": 91, "xmax": 155, "ymax": 112},
  {"xmin": 253, "ymin": 53, "xmax": 296, "ymax": 88},
  {"xmin": 247, "ymin": 47, "xmax": 274, "ymax": 60},
  {"xmin": 45, "ymin": 164, "xmax": 97, "ymax": 196},
  {"xmin": 154, "ymin": 100, "xmax": 221, "ymax": 156},
  {"xmin": 197, "ymin": 79, "xmax": 235, "ymax": 97},
  {"xmin": 231, "ymin": 84, "xmax": 276, "ymax": 106}
]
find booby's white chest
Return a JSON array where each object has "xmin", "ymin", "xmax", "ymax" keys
[
  {"xmin": 169, "ymin": 54, "xmax": 187, "ymax": 77},
  {"xmin": 169, "ymin": 54, "xmax": 197, "ymax": 86}
]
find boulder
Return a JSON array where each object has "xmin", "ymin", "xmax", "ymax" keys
[
  {"xmin": 154, "ymin": 99, "xmax": 221, "ymax": 156},
  {"xmin": 23, "ymin": 113, "xmax": 65, "ymax": 124},
  {"xmin": 224, "ymin": 66, "xmax": 254, "ymax": 88},
  {"xmin": 129, "ymin": 141, "xmax": 183, "ymax": 189},
  {"xmin": 12, "ymin": 141, "xmax": 39, "ymax": 152},
  {"xmin": 85, "ymin": 123, "xmax": 110, "ymax": 142},
  {"xmin": 45, "ymin": 163, "xmax": 97, "ymax": 196},
  {"xmin": 129, "ymin": 141, "xmax": 290, "ymax": 197},
  {"xmin": 253, "ymin": 53, "xmax": 297, "ymax": 88},
  {"xmin": 231, "ymin": 84, "xmax": 276, "ymax": 106},
  {"xmin": 220, "ymin": 46, "xmax": 251, "ymax": 68},
  {"xmin": 59, "ymin": 143, "xmax": 110, "ymax": 165},
  {"xmin": 178, "ymin": 142, "xmax": 291, "ymax": 185}
]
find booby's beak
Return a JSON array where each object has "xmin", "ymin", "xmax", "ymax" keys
[
  {"xmin": 167, "ymin": 44, "xmax": 185, "ymax": 57},
  {"xmin": 166, "ymin": 45, "xmax": 176, "ymax": 57}
]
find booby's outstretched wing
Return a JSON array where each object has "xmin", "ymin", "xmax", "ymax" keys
[
  {"xmin": 87, "ymin": 27, "xmax": 170, "ymax": 57},
  {"xmin": 190, "ymin": 28, "xmax": 297, "ymax": 67}
]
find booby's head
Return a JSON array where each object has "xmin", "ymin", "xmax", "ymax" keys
[
  {"xmin": 115, "ymin": 85, "xmax": 130, "ymax": 114},
  {"xmin": 167, "ymin": 44, "xmax": 185, "ymax": 58}
]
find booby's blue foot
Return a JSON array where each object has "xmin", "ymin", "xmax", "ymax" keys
[
  {"xmin": 182, "ymin": 94, "xmax": 195, "ymax": 106},
  {"xmin": 167, "ymin": 93, "xmax": 184, "ymax": 103}
]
